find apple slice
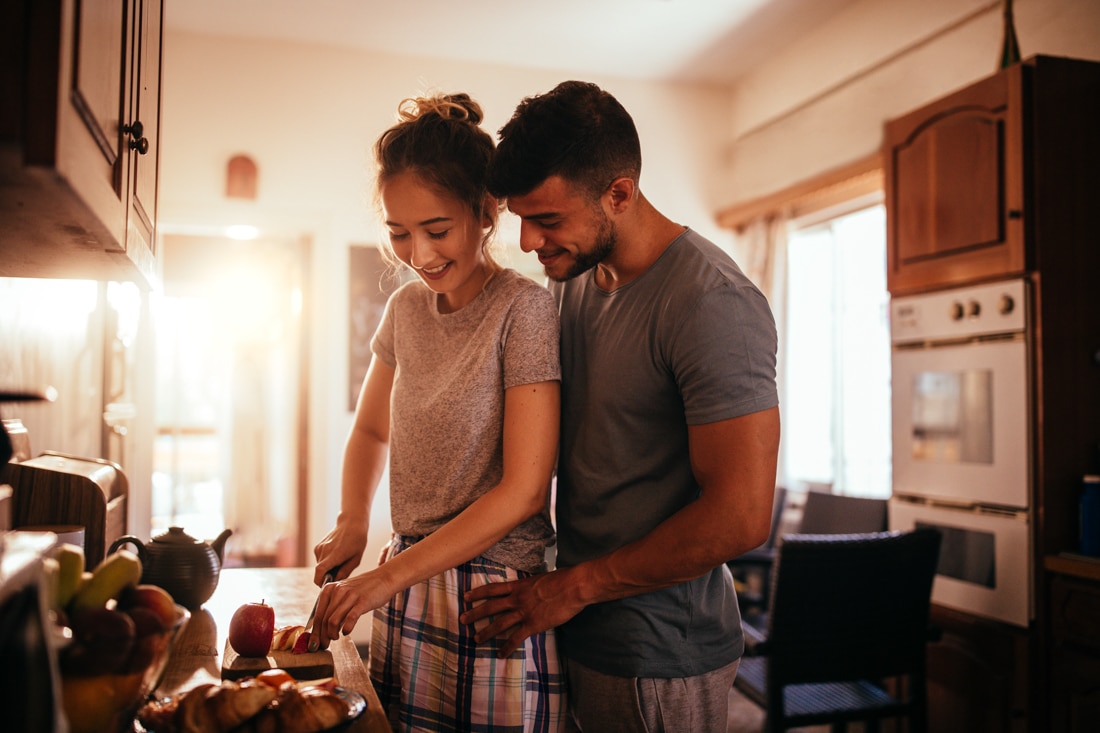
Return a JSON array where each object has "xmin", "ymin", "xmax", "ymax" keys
[
  {"xmin": 270, "ymin": 624, "xmax": 305, "ymax": 651},
  {"xmin": 291, "ymin": 629, "xmax": 312, "ymax": 654}
]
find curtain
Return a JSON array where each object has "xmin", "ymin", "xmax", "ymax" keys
[{"xmin": 732, "ymin": 213, "xmax": 790, "ymax": 489}]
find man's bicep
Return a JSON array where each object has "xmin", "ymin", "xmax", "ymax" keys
[{"xmin": 688, "ymin": 407, "xmax": 780, "ymax": 541}]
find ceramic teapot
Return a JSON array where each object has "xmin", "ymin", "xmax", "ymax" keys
[{"xmin": 109, "ymin": 526, "xmax": 232, "ymax": 609}]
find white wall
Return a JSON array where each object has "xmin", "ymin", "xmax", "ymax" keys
[
  {"xmin": 720, "ymin": 0, "xmax": 1100, "ymax": 206},
  {"xmin": 158, "ymin": 34, "xmax": 734, "ymax": 571}
]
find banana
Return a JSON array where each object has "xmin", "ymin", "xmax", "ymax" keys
[
  {"xmin": 41, "ymin": 557, "xmax": 60, "ymax": 611},
  {"xmin": 69, "ymin": 549, "xmax": 143, "ymax": 611},
  {"xmin": 54, "ymin": 543, "xmax": 86, "ymax": 608}
]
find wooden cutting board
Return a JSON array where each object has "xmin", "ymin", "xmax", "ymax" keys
[{"xmin": 221, "ymin": 639, "xmax": 335, "ymax": 681}]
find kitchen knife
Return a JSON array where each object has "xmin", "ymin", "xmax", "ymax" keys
[{"xmin": 305, "ymin": 569, "xmax": 336, "ymax": 652}]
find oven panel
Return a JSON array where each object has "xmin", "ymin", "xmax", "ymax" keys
[
  {"xmin": 891, "ymin": 337, "xmax": 1030, "ymax": 508},
  {"xmin": 889, "ymin": 498, "xmax": 1031, "ymax": 628}
]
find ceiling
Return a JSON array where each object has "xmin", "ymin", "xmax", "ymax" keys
[{"xmin": 165, "ymin": 0, "xmax": 860, "ymax": 87}]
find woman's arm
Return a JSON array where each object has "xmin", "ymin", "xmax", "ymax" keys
[
  {"xmin": 311, "ymin": 379, "xmax": 560, "ymax": 642},
  {"xmin": 312, "ymin": 355, "xmax": 394, "ymax": 586}
]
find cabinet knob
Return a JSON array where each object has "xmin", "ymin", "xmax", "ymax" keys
[{"xmin": 122, "ymin": 121, "xmax": 149, "ymax": 155}]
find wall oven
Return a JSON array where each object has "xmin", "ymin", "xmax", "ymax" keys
[{"xmin": 889, "ymin": 278, "xmax": 1032, "ymax": 628}]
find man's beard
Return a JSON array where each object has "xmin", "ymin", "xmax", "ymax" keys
[{"xmin": 550, "ymin": 216, "xmax": 616, "ymax": 282}]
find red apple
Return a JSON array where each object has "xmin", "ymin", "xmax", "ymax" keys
[
  {"xmin": 62, "ymin": 607, "xmax": 137, "ymax": 676},
  {"xmin": 117, "ymin": 584, "xmax": 177, "ymax": 630},
  {"xmin": 122, "ymin": 606, "xmax": 170, "ymax": 672},
  {"xmin": 228, "ymin": 600, "xmax": 275, "ymax": 657}
]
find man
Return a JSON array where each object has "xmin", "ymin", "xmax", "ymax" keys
[{"xmin": 461, "ymin": 80, "xmax": 780, "ymax": 732}]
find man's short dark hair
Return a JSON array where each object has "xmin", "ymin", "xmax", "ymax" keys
[{"xmin": 488, "ymin": 81, "xmax": 642, "ymax": 200}]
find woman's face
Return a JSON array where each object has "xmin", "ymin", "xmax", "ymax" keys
[{"xmin": 381, "ymin": 171, "xmax": 492, "ymax": 313}]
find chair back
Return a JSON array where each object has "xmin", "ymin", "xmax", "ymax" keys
[
  {"xmin": 765, "ymin": 529, "xmax": 941, "ymax": 685},
  {"xmin": 797, "ymin": 491, "xmax": 887, "ymax": 535}
]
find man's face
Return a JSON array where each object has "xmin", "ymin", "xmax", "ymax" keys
[{"xmin": 506, "ymin": 176, "xmax": 616, "ymax": 282}]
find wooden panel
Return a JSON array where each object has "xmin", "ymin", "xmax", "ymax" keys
[
  {"xmin": 884, "ymin": 63, "xmax": 1024, "ymax": 295},
  {"xmin": 4, "ymin": 454, "xmax": 128, "ymax": 567},
  {"xmin": 925, "ymin": 605, "xmax": 1029, "ymax": 733}
]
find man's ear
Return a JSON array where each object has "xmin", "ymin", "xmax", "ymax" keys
[{"xmin": 605, "ymin": 177, "xmax": 636, "ymax": 213}]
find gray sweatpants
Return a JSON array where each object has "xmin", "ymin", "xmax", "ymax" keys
[{"xmin": 563, "ymin": 657, "xmax": 741, "ymax": 733}]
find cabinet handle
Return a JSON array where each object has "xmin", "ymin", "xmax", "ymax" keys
[{"xmin": 122, "ymin": 121, "xmax": 150, "ymax": 155}]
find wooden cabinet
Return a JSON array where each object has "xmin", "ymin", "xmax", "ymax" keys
[
  {"xmin": 1047, "ymin": 572, "xmax": 1100, "ymax": 732},
  {"xmin": 884, "ymin": 55, "xmax": 1100, "ymax": 296},
  {"xmin": 884, "ymin": 64, "xmax": 1025, "ymax": 294},
  {"xmin": 925, "ymin": 605, "xmax": 1030, "ymax": 733},
  {"xmin": 0, "ymin": 0, "xmax": 163, "ymax": 287}
]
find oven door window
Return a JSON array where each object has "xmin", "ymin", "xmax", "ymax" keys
[
  {"xmin": 917, "ymin": 520, "xmax": 995, "ymax": 588},
  {"xmin": 911, "ymin": 369, "xmax": 993, "ymax": 465},
  {"xmin": 890, "ymin": 337, "xmax": 1029, "ymax": 508}
]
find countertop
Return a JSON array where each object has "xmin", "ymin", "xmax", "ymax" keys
[{"xmin": 155, "ymin": 567, "xmax": 389, "ymax": 732}]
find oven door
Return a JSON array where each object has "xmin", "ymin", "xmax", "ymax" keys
[
  {"xmin": 889, "ymin": 498, "xmax": 1031, "ymax": 628},
  {"xmin": 891, "ymin": 336, "xmax": 1030, "ymax": 509}
]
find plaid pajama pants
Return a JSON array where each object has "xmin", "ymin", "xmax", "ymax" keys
[{"xmin": 369, "ymin": 534, "xmax": 567, "ymax": 732}]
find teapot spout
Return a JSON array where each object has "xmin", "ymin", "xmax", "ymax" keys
[{"xmin": 211, "ymin": 528, "xmax": 233, "ymax": 564}]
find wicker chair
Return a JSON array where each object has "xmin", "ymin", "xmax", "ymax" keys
[
  {"xmin": 734, "ymin": 529, "xmax": 941, "ymax": 733},
  {"xmin": 728, "ymin": 490, "xmax": 888, "ymax": 618}
]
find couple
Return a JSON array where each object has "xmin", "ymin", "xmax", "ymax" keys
[{"xmin": 310, "ymin": 81, "xmax": 781, "ymax": 733}]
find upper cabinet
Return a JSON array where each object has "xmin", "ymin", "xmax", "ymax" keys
[
  {"xmin": 884, "ymin": 63, "xmax": 1025, "ymax": 295},
  {"xmin": 0, "ymin": 0, "xmax": 164, "ymax": 288},
  {"xmin": 884, "ymin": 55, "xmax": 1100, "ymax": 296}
]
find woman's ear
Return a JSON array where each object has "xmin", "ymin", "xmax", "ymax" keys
[{"xmin": 481, "ymin": 193, "xmax": 499, "ymax": 229}]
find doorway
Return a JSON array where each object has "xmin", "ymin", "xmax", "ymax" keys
[{"xmin": 153, "ymin": 233, "xmax": 310, "ymax": 566}]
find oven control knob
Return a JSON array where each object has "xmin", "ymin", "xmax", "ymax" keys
[
  {"xmin": 950, "ymin": 302, "xmax": 965, "ymax": 320},
  {"xmin": 999, "ymin": 295, "xmax": 1016, "ymax": 315},
  {"xmin": 968, "ymin": 300, "xmax": 981, "ymax": 317}
]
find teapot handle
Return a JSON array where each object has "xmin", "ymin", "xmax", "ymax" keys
[{"xmin": 109, "ymin": 535, "xmax": 147, "ymax": 563}]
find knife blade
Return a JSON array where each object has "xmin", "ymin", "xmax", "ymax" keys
[{"xmin": 305, "ymin": 570, "xmax": 336, "ymax": 635}]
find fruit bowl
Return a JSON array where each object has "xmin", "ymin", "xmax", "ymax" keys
[{"xmin": 59, "ymin": 603, "xmax": 190, "ymax": 733}]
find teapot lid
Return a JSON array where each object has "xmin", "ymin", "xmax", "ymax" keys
[{"xmin": 152, "ymin": 526, "xmax": 204, "ymax": 545}]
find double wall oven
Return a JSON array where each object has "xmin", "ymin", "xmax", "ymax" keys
[{"xmin": 889, "ymin": 278, "xmax": 1031, "ymax": 628}]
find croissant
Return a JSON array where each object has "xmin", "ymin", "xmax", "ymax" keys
[
  {"xmin": 173, "ymin": 682, "xmax": 218, "ymax": 732},
  {"xmin": 203, "ymin": 679, "xmax": 278, "ymax": 731},
  {"xmin": 272, "ymin": 684, "xmax": 349, "ymax": 733},
  {"xmin": 136, "ymin": 695, "xmax": 182, "ymax": 733}
]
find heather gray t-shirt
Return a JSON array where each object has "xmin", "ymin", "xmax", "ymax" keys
[
  {"xmin": 371, "ymin": 268, "xmax": 561, "ymax": 573},
  {"xmin": 550, "ymin": 228, "xmax": 779, "ymax": 678}
]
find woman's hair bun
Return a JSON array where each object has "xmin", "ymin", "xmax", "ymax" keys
[{"xmin": 397, "ymin": 93, "xmax": 483, "ymax": 126}]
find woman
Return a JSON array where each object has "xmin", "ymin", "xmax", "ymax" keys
[{"xmin": 310, "ymin": 93, "xmax": 565, "ymax": 732}]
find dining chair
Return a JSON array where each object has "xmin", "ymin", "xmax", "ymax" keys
[
  {"xmin": 733, "ymin": 528, "xmax": 942, "ymax": 733},
  {"xmin": 728, "ymin": 489, "xmax": 888, "ymax": 619}
]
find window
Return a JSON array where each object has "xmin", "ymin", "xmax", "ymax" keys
[{"xmin": 783, "ymin": 204, "xmax": 891, "ymax": 497}]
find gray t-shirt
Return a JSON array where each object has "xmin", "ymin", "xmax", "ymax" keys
[
  {"xmin": 371, "ymin": 268, "xmax": 561, "ymax": 573},
  {"xmin": 550, "ymin": 228, "xmax": 779, "ymax": 677}
]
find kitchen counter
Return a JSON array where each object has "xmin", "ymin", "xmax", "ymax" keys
[{"xmin": 155, "ymin": 567, "xmax": 389, "ymax": 732}]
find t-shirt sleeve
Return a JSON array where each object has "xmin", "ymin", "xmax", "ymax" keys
[
  {"xmin": 672, "ymin": 281, "xmax": 778, "ymax": 425},
  {"xmin": 369, "ymin": 292, "xmax": 398, "ymax": 369},
  {"xmin": 502, "ymin": 284, "xmax": 561, "ymax": 389}
]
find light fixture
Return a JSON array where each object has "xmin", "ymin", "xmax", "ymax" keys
[{"xmin": 225, "ymin": 224, "xmax": 260, "ymax": 240}]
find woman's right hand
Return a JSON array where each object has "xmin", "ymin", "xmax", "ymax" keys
[{"xmin": 313, "ymin": 519, "xmax": 368, "ymax": 585}]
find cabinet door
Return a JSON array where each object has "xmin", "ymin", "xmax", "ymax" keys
[
  {"xmin": 123, "ymin": 0, "xmax": 162, "ymax": 283},
  {"xmin": 884, "ymin": 67, "xmax": 1025, "ymax": 294},
  {"xmin": 55, "ymin": 0, "xmax": 129, "ymax": 247},
  {"xmin": 925, "ymin": 605, "xmax": 1030, "ymax": 733}
]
